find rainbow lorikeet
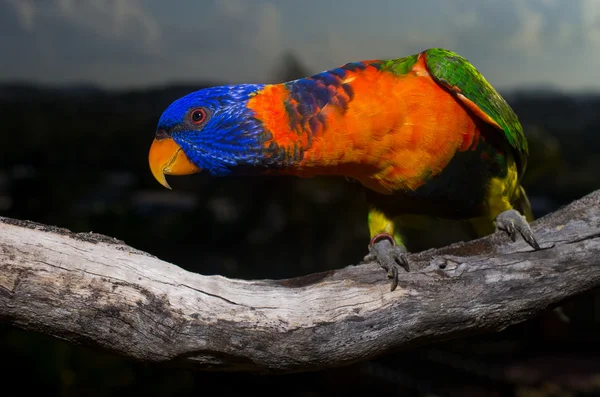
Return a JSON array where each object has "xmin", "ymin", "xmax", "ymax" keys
[{"xmin": 148, "ymin": 48, "xmax": 540, "ymax": 291}]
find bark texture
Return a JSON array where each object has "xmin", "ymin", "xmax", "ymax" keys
[{"xmin": 1, "ymin": 190, "xmax": 599, "ymax": 373}]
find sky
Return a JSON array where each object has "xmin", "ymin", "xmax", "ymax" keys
[{"xmin": 1, "ymin": 0, "xmax": 599, "ymax": 92}]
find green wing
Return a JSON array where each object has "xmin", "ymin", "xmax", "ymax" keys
[{"xmin": 423, "ymin": 48, "xmax": 528, "ymax": 172}]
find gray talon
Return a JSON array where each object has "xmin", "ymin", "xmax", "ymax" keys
[
  {"xmin": 368, "ymin": 238, "xmax": 410, "ymax": 291},
  {"xmin": 495, "ymin": 209, "xmax": 541, "ymax": 250}
]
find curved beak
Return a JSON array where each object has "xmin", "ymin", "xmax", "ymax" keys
[{"xmin": 148, "ymin": 137, "xmax": 201, "ymax": 189}]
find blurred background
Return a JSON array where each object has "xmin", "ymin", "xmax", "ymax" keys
[{"xmin": 1, "ymin": 0, "xmax": 600, "ymax": 396}]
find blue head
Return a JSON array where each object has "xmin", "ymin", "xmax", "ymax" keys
[{"xmin": 149, "ymin": 84, "xmax": 270, "ymax": 187}]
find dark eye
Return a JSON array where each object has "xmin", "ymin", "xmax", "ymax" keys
[{"xmin": 190, "ymin": 108, "xmax": 207, "ymax": 125}]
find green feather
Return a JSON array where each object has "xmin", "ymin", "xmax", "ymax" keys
[
  {"xmin": 379, "ymin": 54, "xmax": 419, "ymax": 75},
  {"xmin": 422, "ymin": 48, "xmax": 528, "ymax": 172}
]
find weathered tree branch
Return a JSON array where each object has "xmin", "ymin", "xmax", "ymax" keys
[{"xmin": 1, "ymin": 190, "xmax": 599, "ymax": 373}]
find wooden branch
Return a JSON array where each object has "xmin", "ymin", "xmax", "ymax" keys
[{"xmin": 1, "ymin": 190, "xmax": 600, "ymax": 374}]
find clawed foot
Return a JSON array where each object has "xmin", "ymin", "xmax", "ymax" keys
[
  {"xmin": 495, "ymin": 209, "xmax": 541, "ymax": 250},
  {"xmin": 363, "ymin": 234, "xmax": 409, "ymax": 291}
]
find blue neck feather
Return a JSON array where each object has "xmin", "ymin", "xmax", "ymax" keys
[{"xmin": 158, "ymin": 84, "xmax": 272, "ymax": 176}]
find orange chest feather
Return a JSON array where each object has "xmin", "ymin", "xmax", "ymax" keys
[{"xmin": 248, "ymin": 64, "xmax": 479, "ymax": 194}]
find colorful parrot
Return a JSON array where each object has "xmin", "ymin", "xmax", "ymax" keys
[{"xmin": 148, "ymin": 48, "xmax": 540, "ymax": 291}]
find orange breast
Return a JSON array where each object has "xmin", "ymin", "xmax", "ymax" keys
[{"xmin": 249, "ymin": 56, "xmax": 479, "ymax": 194}]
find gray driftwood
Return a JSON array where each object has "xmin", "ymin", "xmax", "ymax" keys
[{"xmin": 1, "ymin": 190, "xmax": 600, "ymax": 373}]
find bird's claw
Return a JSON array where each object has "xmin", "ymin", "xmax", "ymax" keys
[
  {"xmin": 365, "ymin": 235, "xmax": 410, "ymax": 291},
  {"xmin": 495, "ymin": 209, "xmax": 541, "ymax": 250}
]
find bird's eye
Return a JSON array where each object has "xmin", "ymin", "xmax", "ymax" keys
[{"xmin": 190, "ymin": 108, "xmax": 207, "ymax": 125}]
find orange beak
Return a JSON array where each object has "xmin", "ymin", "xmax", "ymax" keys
[{"xmin": 148, "ymin": 137, "xmax": 201, "ymax": 189}]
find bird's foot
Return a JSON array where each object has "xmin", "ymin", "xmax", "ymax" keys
[
  {"xmin": 495, "ymin": 209, "xmax": 541, "ymax": 250},
  {"xmin": 363, "ymin": 234, "xmax": 409, "ymax": 291}
]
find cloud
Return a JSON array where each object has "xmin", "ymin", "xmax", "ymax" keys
[
  {"xmin": 213, "ymin": 0, "xmax": 284, "ymax": 80},
  {"xmin": 4, "ymin": 0, "xmax": 36, "ymax": 31},
  {"xmin": 216, "ymin": 0, "xmax": 245, "ymax": 18},
  {"xmin": 59, "ymin": 0, "xmax": 161, "ymax": 51},
  {"xmin": 254, "ymin": 3, "xmax": 282, "ymax": 62},
  {"xmin": 582, "ymin": 0, "xmax": 600, "ymax": 46},
  {"xmin": 508, "ymin": 0, "xmax": 545, "ymax": 54},
  {"xmin": 441, "ymin": 1, "xmax": 482, "ymax": 29},
  {"xmin": 4, "ymin": 0, "xmax": 160, "ymax": 50},
  {"xmin": 0, "ymin": 0, "xmax": 164, "ymax": 86},
  {"xmin": 0, "ymin": 0, "xmax": 597, "ymax": 91},
  {"xmin": 557, "ymin": 21, "xmax": 574, "ymax": 46},
  {"xmin": 152, "ymin": 0, "xmax": 284, "ymax": 84}
]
